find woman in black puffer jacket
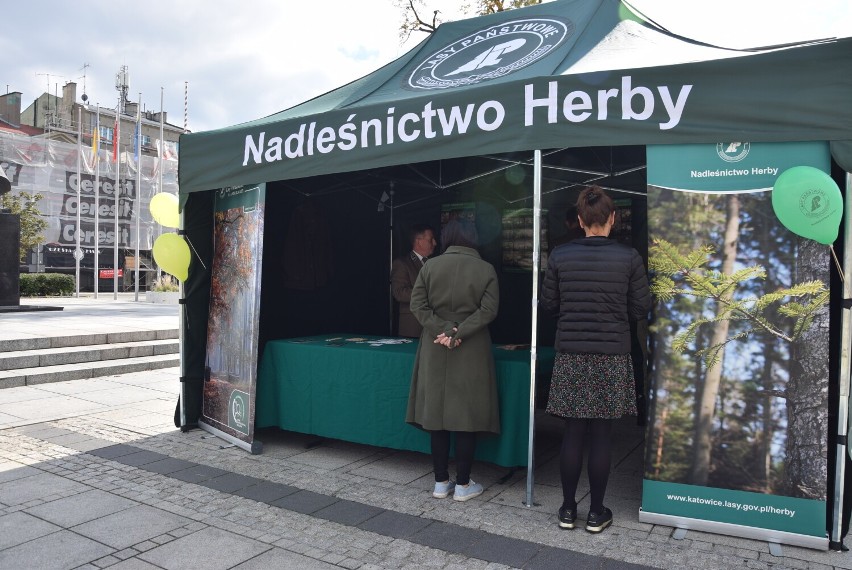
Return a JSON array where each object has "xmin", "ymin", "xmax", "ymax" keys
[{"xmin": 541, "ymin": 185, "xmax": 651, "ymax": 534}]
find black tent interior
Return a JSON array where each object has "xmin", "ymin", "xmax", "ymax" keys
[{"xmin": 180, "ymin": 145, "xmax": 649, "ymax": 414}]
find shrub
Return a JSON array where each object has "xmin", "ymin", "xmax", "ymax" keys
[
  {"xmin": 150, "ymin": 275, "xmax": 179, "ymax": 292},
  {"xmin": 19, "ymin": 273, "xmax": 74, "ymax": 296}
]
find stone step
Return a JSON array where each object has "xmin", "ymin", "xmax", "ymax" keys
[
  {"xmin": 0, "ymin": 338, "xmax": 179, "ymax": 371},
  {"xmin": 0, "ymin": 329, "xmax": 179, "ymax": 353},
  {"xmin": 0, "ymin": 329, "xmax": 181, "ymax": 389},
  {"xmin": 0, "ymin": 353, "xmax": 180, "ymax": 389}
]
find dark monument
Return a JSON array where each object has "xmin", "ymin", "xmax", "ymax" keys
[
  {"xmin": 0, "ymin": 165, "xmax": 20, "ymax": 307},
  {"xmin": 0, "ymin": 165, "xmax": 60, "ymax": 312}
]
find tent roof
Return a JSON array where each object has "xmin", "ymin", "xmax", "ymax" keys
[{"xmin": 179, "ymin": 0, "xmax": 852, "ymax": 197}]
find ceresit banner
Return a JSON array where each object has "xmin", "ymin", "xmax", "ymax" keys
[
  {"xmin": 0, "ymin": 133, "xmax": 179, "ymax": 252},
  {"xmin": 641, "ymin": 142, "xmax": 831, "ymax": 549}
]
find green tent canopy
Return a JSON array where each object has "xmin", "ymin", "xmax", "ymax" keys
[{"xmin": 179, "ymin": 0, "xmax": 852, "ymax": 197}]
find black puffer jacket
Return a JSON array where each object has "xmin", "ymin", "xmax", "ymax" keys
[{"xmin": 542, "ymin": 237, "xmax": 651, "ymax": 354}]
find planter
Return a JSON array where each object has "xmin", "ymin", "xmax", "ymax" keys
[{"xmin": 145, "ymin": 291, "xmax": 180, "ymax": 304}]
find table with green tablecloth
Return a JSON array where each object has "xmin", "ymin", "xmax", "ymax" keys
[{"xmin": 255, "ymin": 335, "xmax": 554, "ymax": 467}]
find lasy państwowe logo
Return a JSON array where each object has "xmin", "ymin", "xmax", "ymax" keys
[{"xmin": 407, "ymin": 18, "xmax": 573, "ymax": 90}]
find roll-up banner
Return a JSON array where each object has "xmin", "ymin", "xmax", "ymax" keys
[
  {"xmin": 642, "ymin": 142, "xmax": 831, "ymax": 549},
  {"xmin": 199, "ymin": 183, "xmax": 266, "ymax": 454}
]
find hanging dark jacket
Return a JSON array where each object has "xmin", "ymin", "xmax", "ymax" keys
[{"xmin": 541, "ymin": 237, "xmax": 651, "ymax": 354}]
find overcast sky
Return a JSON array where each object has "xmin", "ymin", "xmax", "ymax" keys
[{"xmin": 4, "ymin": 0, "xmax": 849, "ymax": 134}]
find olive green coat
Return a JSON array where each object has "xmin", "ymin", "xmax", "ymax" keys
[{"xmin": 405, "ymin": 246, "xmax": 500, "ymax": 434}]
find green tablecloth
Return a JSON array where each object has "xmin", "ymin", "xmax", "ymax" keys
[{"xmin": 255, "ymin": 335, "xmax": 553, "ymax": 467}]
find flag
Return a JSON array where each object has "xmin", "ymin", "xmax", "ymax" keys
[
  {"xmin": 90, "ymin": 112, "xmax": 100, "ymax": 170},
  {"xmin": 155, "ymin": 139, "xmax": 178, "ymax": 161},
  {"xmin": 163, "ymin": 140, "xmax": 177, "ymax": 160},
  {"xmin": 91, "ymin": 122, "xmax": 99, "ymax": 156},
  {"xmin": 87, "ymin": 106, "xmax": 101, "ymax": 170},
  {"xmin": 133, "ymin": 121, "xmax": 140, "ymax": 163}
]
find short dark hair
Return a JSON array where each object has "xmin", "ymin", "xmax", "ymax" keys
[
  {"xmin": 576, "ymin": 185, "xmax": 614, "ymax": 227},
  {"xmin": 441, "ymin": 218, "xmax": 478, "ymax": 251},
  {"xmin": 409, "ymin": 223, "xmax": 433, "ymax": 246}
]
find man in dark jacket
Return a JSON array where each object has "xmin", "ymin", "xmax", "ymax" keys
[{"xmin": 391, "ymin": 223, "xmax": 436, "ymax": 337}]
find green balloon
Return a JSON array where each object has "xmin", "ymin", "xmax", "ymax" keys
[
  {"xmin": 152, "ymin": 233, "xmax": 190, "ymax": 282},
  {"xmin": 771, "ymin": 166, "xmax": 842, "ymax": 245}
]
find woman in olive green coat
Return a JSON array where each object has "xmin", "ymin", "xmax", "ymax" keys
[{"xmin": 406, "ymin": 218, "xmax": 500, "ymax": 502}]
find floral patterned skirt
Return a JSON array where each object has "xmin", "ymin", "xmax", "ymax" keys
[{"xmin": 545, "ymin": 352, "xmax": 637, "ymax": 419}]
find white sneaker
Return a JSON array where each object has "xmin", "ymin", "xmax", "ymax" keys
[
  {"xmin": 453, "ymin": 480, "xmax": 484, "ymax": 502},
  {"xmin": 433, "ymin": 480, "xmax": 456, "ymax": 498}
]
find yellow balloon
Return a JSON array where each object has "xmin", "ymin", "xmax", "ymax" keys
[
  {"xmin": 152, "ymin": 233, "xmax": 190, "ymax": 282},
  {"xmin": 150, "ymin": 192, "xmax": 180, "ymax": 229}
]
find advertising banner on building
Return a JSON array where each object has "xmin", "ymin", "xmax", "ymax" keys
[
  {"xmin": 0, "ymin": 133, "xmax": 179, "ymax": 265},
  {"xmin": 641, "ymin": 142, "xmax": 831, "ymax": 549},
  {"xmin": 199, "ymin": 184, "xmax": 266, "ymax": 454}
]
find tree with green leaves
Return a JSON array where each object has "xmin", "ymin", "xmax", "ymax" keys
[
  {"xmin": 650, "ymin": 239, "xmax": 829, "ymax": 368},
  {"xmin": 650, "ymin": 230, "xmax": 829, "ymax": 488},
  {"xmin": 645, "ymin": 187, "xmax": 725, "ymax": 484},
  {"xmin": 0, "ymin": 191, "xmax": 47, "ymax": 262},
  {"xmin": 647, "ymin": 186, "xmax": 833, "ymax": 497}
]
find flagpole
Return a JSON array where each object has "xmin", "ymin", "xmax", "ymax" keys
[
  {"xmin": 158, "ymin": 87, "xmax": 165, "ymax": 281},
  {"xmin": 75, "ymin": 106, "xmax": 82, "ymax": 298},
  {"xmin": 114, "ymin": 98, "xmax": 120, "ymax": 300},
  {"xmin": 184, "ymin": 81, "xmax": 188, "ymax": 133},
  {"xmin": 134, "ymin": 92, "xmax": 141, "ymax": 302},
  {"xmin": 94, "ymin": 105, "xmax": 100, "ymax": 299}
]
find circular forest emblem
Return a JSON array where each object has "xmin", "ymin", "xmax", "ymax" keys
[
  {"xmin": 798, "ymin": 187, "xmax": 831, "ymax": 220},
  {"xmin": 408, "ymin": 18, "xmax": 573, "ymax": 90}
]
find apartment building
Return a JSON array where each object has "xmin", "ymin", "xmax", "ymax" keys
[{"xmin": 1, "ymin": 82, "xmax": 183, "ymax": 291}]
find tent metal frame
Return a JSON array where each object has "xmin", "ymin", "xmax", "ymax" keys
[{"xmin": 526, "ymin": 150, "xmax": 543, "ymax": 507}]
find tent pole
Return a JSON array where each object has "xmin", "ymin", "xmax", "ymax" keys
[
  {"xmin": 179, "ymin": 206, "xmax": 187, "ymax": 430},
  {"xmin": 388, "ymin": 186, "xmax": 395, "ymax": 335},
  {"xmin": 525, "ymin": 150, "xmax": 543, "ymax": 507},
  {"xmin": 830, "ymin": 170, "xmax": 852, "ymax": 550}
]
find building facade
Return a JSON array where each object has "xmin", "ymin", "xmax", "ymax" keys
[
  {"xmin": 1, "ymin": 82, "xmax": 184, "ymax": 291},
  {"xmin": 15, "ymin": 81, "xmax": 183, "ymax": 158}
]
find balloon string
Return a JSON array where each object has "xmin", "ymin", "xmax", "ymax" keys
[
  {"xmin": 830, "ymin": 245, "xmax": 845, "ymax": 283},
  {"xmin": 184, "ymin": 235, "xmax": 208, "ymax": 270}
]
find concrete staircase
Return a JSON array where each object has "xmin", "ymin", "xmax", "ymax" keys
[{"xmin": 0, "ymin": 330, "xmax": 180, "ymax": 389}]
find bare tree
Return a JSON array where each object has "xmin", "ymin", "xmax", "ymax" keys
[
  {"xmin": 461, "ymin": 0, "xmax": 542, "ymax": 14},
  {"xmin": 395, "ymin": 0, "xmax": 542, "ymax": 42},
  {"xmin": 394, "ymin": 0, "xmax": 444, "ymax": 42}
]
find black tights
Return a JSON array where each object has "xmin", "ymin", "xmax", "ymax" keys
[
  {"xmin": 431, "ymin": 430, "xmax": 477, "ymax": 485},
  {"xmin": 560, "ymin": 418, "xmax": 613, "ymax": 514}
]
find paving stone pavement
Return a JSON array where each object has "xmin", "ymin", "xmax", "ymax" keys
[{"xmin": 1, "ymin": 295, "xmax": 852, "ymax": 569}]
